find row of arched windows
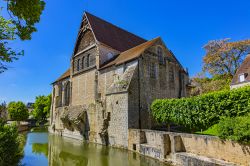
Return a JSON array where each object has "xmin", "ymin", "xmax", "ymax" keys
[{"xmin": 76, "ymin": 54, "xmax": 91, "ymax": 72}]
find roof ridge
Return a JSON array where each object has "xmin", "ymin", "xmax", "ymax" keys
[{"xmin": 85, "ymin": 11, "xmax": 146, "ymax": 42}]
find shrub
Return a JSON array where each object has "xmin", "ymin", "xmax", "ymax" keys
[
  {"xmin": 217, "ymin": 115, "xmax": 250, "ymax": 144},
  {"xmin": 8, "ymin": 101, "xmax": 29, "ymax": 121},
  {"xmin": 0, "ymin": 121, "xmax": 24, "ymax": 166},
  {"xmin": 151, "ymin": 86, "xmax": 250, "ymax": 131}
]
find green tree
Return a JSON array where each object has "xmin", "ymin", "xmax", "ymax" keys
[
  {"xmin": 32, "ymin": 94, "xmax": 51, "ymax": 122},
  {"xmin": 0, "ymin": 102, "xmax": 7, "ymax": 121},
  {"xmin": 0, "ymin": 120, "xmax": 24, "ymax": 166},
  {"xmin": 203, "ymin": 38, "xmax": 250, "ymax": 77},
  {"xmin": 0, "ymin": 0, "xmax": 45, "ymax": 73},
  {"xmin": 8, "ymin": 101, "xmax": 29, "ymax": 121},
  {"xmin": 190, "ymin": 74, "xmax": 232, "ymax": 96}
]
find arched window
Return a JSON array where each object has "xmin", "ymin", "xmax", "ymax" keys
[
  {"xmin": 157, "ymin": 47, "xmax": 164, "ymax": 64},
  {"xmin": 77, "ymin": 59, "xmax": 80, "ymax": 71},
  {"xmin": 86, "ymin": 54, "xmax": 90, "ymax": 67},
  {"xmin": 64, "ymin": 81, "xmax": 70, "ymax": 106},
  {"xmin": 82, "ymin": 57, "xmax": 85, "ymax": 69}
]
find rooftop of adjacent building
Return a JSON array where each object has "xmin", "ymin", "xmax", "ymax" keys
[{"xmin": 231, "ymin": 54, "xmax": 250, "ymax": 85}]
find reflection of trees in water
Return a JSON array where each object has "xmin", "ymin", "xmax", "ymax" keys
[
  {"xmin": 32, "ymin": 143, "xmax": 48, "ymax": 157},
  {"xmin": 58, "ymin": 151, "xmax": 88, "ymax": 166},
  {"xmin": 48, "ymin": 135, "xmax": 170, "ymax": 166}
]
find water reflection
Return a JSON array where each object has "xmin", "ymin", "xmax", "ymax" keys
[{"xmin": 22, "ymin": 131, "xmax": 170, "ymax": 166}]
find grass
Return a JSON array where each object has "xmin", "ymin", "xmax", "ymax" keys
[{"xmin": 196, "ymin": 124, "xmax": 219, "ymax": 136}]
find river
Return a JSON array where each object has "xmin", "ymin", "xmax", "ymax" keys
[{"xmin": 21, "ymin": 129, "xmax": 171, "ymax": 166}]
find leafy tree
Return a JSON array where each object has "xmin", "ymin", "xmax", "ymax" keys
[
  {"xmin": 8, "ymin": 101, "xmax": 29, "ymax": 121},
  {"xmin": 190, "ymin": 74, "xmax": 232, "ymax": 96},
  {"xmin": 0, "ymin": 120, "xmax": 24, "ymax": 166},
  {"xmin": 32, "ymin": 94, "xmax": 51, "ymax": 122},
  {"xmin": 0, "ymin": 0, "xmax": 45, "ymax": 73},
  {"xmin": 203, "ymin": 38, "xmax": 250, "ymax": 77},
  {"xmin": 0, "ymin": 102, "xmax": 7, "ymax": 120}
]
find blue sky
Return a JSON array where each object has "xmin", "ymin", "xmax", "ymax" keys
[{"xmin": 0, "ymin": 0, "xmax": 250, "ymax": 103}]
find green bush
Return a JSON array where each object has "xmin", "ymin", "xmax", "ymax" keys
[
  {"xmin": 8, "ymin": 101, "xmax": 29, "ymax": 121},
  {"xmin": 151, "ymin": 86, "xmax": 250, "ymax": 130},
  {"xmin": 0, "ymin": 121, "xmax": 24, "ymax": 166},
  {"xmin": 217, "ymin": 115, "xmax": 250, "ymax": 144}
]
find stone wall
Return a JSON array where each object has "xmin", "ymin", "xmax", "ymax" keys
[
  {"xmin": 131, "ymin": 42, "xmax": 189, "ymax": 129},
  {"xmin": 98, "ymin": 44, "xmax": 120, "ymax": 66},
  {"xmin": 106, "ymin": 93, "xmax": 129, "ymax": 148},
  {"xmin": 71, "ymin": 68, "xmax": 96, "ymax": 106},
  {"xmin": 230, "ymin": 82, "xmax": 250, "ymax": 89},
  {"xmin": 128, "ymin": 129, "xmax": 250, "ymax": 166}
]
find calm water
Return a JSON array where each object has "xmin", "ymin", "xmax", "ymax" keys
[{"xmin": 21, "ymin": 130, "xmax": 171, "ymax": 166}]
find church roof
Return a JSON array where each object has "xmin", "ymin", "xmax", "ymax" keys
[
  {"xmin": 85, "ymin": 12, "xmax": 147, "ymax": 52},
  {"xmin": 231, "ymin": 54, "xmax": 250, "ymax": 85},
  {"xmin": 53, "ymin": 69, "xmax": 70, "ymax": 84},
  {"xmin": 101, "ymin": 37, "xmax": 160, "ymax": 69}
]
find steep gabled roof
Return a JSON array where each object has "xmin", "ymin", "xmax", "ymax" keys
[
  {"xmin": 231, "ymin": 54, "xmax": 250, "ymax": 85},
  {"xmin": 85, "ymin": 12, "xmax": 147, "ymax": 52},
  {"xmin": 101, "ymin": 37, "xmax": 160, "ymax": 69},
  {"xmin": 53, "ymin": 69, "xmax": 70, "ymax": 84}
]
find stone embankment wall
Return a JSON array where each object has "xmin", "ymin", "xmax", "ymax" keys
[{"xmin": 128, "ymin": 129, "xmax": 250, "ymax": 166}]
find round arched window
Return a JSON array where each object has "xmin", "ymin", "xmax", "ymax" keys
[{"xmin": 107, "ymin": 52, "xmax": 113, "ymax": 59}]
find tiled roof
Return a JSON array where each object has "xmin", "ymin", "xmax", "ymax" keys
[
  {"xmin": 85, "ymin": 12, "xmax": 147, "ymax": 52},
  {"xmin": 53, "ymin": 69, "xmax": 70, "ymax": 83},
  {"xmin": 101, "ymin": 37, "xmax": 160, "ymax": 69},
  {"xmin": 231, "ymin": 54, "xmax": 250, "ymax": 85}
]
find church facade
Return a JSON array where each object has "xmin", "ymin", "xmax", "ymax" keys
[{"xmin": 49, "ymin": 12, "xmax": 190, "ymax": 148}]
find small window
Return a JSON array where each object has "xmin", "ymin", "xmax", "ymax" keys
[
  {"xmin": 149, "ymin": 63, "xmax": 157, "ymax": 78},
  {"xmin": 169, "ymin": 65, "xmax": 175, "ymax": 89},
  {"xmin": 82, "ymin": 57, "xmax": 85, "ymax": 69},
  {"xmin": 157, "ymin": 47, "xmax": 164, "ymax": 64},
  {"xmin": 86, "ymin": 54, "xmax": 90, "ymax": 67},
  {"xmin": 77, "ymin": 59, "xmax": 80, "ymax": 71},
  {"xmin": 107, "ymin": 52, "xmax": 113, "ymax": 59},
  {"xmin": 89, "ymin": 54, "xmax": 96, "ymax": 66},
  {"xmin": 239, "ymin": 73, "xmax": 246, "ymax": 82}
]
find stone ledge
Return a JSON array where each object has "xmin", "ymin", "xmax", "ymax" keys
[{"xmin": 175, "ymin": 152, "xmax": 238, "ymax": 166}]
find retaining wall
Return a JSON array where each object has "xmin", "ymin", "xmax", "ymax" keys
[{"xmin": 128, "ymin": 129, "xmax": 250, "ymax": 166}]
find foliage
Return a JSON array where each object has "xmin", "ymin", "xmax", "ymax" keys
[
  {"xmin": 190, "ymin": 74, "xmax": 232, "ymax": 96},
  {"xmin": 0, "ymin": 102, "xmax": 7, "ymax": 120},
  {"xmin": 0, "ymin": 0, "xmax": 45, "ymax": 73},
  {"xmin": 203, "ymin": 38, "xmax": 250, "ymax": 77},
  {"xmin": 8, "ymin": 101, "xmax": 29, "ymax": 121},
  {"xmin": 32, "ymin": 94, "xmax": 51, "ymax": 121},
  {"xmin": 151, "ymin": 86, "xmax": 250, "ymax": 131},
  {"xmin": 217, "ymin": 114, "xmax": 250, "ymax": 144},
  {"xmin": 0, "ymin": 120, "xmax": 24, "ymax": 166}
]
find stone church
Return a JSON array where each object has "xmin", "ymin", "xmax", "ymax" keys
[{"xmin": 49, "ymin": 12, "xmax": 190, "ymax": 148}]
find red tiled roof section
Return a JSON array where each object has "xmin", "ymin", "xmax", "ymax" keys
[
  {"xmin": 85, "ymin": 12, "xmax": 147, "ymax": 52},
  {"xmin": 231, "ymin": 54, "xmax": 250, "ymax": 85},
  {"xmin": 101, "ymin": 37, "xmax": 160, "ymax": 69},
  {"xmin": 53, "ymin": 69, "xmax": 70, "ymax": 83}
]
